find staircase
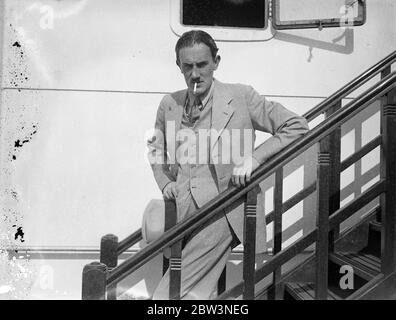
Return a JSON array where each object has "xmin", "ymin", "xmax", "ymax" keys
[
  {"xmin": 283, "ymin": 207, "xmax": 389, "ymax": 300},
  {"xmin": 81, "ymin": 51, "xmax": 396, "ymax": 300}
]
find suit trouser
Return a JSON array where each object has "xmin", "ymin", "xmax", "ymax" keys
[{"xmin": 152, "ymin": 190, "xmax": 234, "ymax": 300}]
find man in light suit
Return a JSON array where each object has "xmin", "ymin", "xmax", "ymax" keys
[{"xmin": 148, "ymin": 30, "xmax": 309, "ymax": 299}]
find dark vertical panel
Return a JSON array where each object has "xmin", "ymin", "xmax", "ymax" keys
[
  {"xmin": 380, "ymin": 87, "xmax": 396, "ymax": 274},
  {"xmin": 268, "ymin": 168, "xmax": 283, "ymax": 299},
  {"xmin": 100, "ymin": 234, "xmax": 118, "ymax": 300},
  {"xmin": 82, "ymin": 262, "xmax": 107, "ymax": 300},
  {"xmin": 243, "ymin": 186, "xmax": 259, "ymax": 300},
  {"xmin": 100, "ymin": 234, "xmax": 118, "ymax": 268},
  {"xmin": 326, "ymin": 103, "xmax": 341, "ymax": 251},
  {"xmin": 163, "ymin": 200, "xmax": 177, "ymax": 275},
  {"xmin": 315, "ymin": 137, "xmax": 331, "ymax": 299},
  {"xmin": 165, "ymin": 200, "xmax": 182, "ymax": 300},
  {"xmin": 169, "ymin": 241, "xmax": 182, "ymax": 300}
]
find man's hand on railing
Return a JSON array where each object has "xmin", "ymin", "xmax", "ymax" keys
[
  {"xmin": 162, "ymin": 181, "xmax": 178, "ymax": 200},
  {"xmin": 232, "ymin": 156, "xmax": 260, "ymax": 188}
]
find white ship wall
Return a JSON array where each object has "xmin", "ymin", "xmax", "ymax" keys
[{"xmin": 0, "ymin": 0, "xmax": 394, "ymax": 299}]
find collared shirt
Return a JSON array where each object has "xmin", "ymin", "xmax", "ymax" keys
[
  {"xmin": 182, "ymin": 81, "xmax": 215, "ymax": 127},
  {"xmin": 176, "ymin": 81, "xmax": 218, "ymax": 218}
]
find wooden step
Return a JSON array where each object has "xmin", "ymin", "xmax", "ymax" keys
[
  {"xmin": 284, "ymin": 282, "xmax": 341, "ymax": 300},
  {"xmin": 329, "ymin": 252, "xmax": 381, "ymax": 281}
]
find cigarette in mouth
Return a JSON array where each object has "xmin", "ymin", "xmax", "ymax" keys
[{"xmin": 193, "ymin": 82, "xmax": 197, "ymax": 94}]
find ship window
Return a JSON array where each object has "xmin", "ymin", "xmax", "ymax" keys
[
  {"xmin": 182, "ymin": 0, "xmax": 266, "ymax": 29},
  {"xmin": 272, "ymin": 0, "xmax": 366, "ymax": 30}
]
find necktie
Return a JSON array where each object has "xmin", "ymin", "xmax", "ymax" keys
[{"xmin": 187, "ymin": 97, "xmax": 201, "ymax": 124}]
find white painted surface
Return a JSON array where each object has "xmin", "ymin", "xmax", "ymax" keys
[{"xmin": 0, "ymin": 0, "xmax": 394, "ymax": 299}]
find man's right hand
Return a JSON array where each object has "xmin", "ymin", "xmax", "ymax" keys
[{"xmin": 162, "ymin": 182, "xmax": 178, "ymax": 200}]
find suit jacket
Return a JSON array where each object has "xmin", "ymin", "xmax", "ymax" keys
[{"xmin": 148, "ymin": 79, "xmax": 309, "ymax": 253}]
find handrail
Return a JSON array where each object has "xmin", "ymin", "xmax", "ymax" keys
[
  {"xmin": 266, "ymin": 182, "xmax": 316, "ymax": 225},
  {"xmin": 117, "ymin": 229, "xmax": 142, "ymax": 255},
  {"xmin": 107, "ymin": 72, "xmax": 396, "ymax": 287},
  {"xmin": 303, "ymin": 50, "xmax": 396, "ymax": 122},
  {"xmin": 114, "ymin": 132, "xmax": 380, "ymax": 256},
  {"xmin": 259, "ymin": 180, "xmax": 385, "ymax": 284},
  {"xmin": 107, "ymin": 51, "xmax": 395, "ymax": 257},
  {"xmin": 257, "ymin": 205, "xmax": 382, "ymax": 301},
  {"xmin": 265, "ymin": 133, "xmax": 380, "ymax": 225},
  {"xmin": 340, "ymin": 136, "xmax": 381, "ymax": 171},
  {"xmin": 218, "ymin": 180, "xmax": 385, "ymax": 300},
  {"xmin": 105, "ymin": 51, "xmax": 395, "ymax": 259}
]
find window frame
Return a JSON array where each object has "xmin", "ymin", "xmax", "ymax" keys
[
  {"xmin": 271, "ymin": 0, "xmax": 367, "ymax": 30},
  {"xmin": 170, "ymin": 0, "xmax": 273, "ymax": 42},
  {"xmin": 170, "ymin": 0, "xmax": 367, "ymax": 42}
]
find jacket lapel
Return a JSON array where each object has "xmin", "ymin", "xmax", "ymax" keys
[
  {"xmin": 211, "ymin": 80, "xmax": 235, "ymax": 151},
  {"xmin": 165, "ymin": 82, "xmax": 235, "ymax": 157},
  {"xmin": 165, "ymin": 90, "xmax": 185, "ymax": 163}
]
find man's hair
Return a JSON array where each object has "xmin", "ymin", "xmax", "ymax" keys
[{"xmin": 175, "ymin": 30, "xmax": 219, "ymax": 65}]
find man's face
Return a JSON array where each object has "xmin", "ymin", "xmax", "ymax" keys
[{"xmin": 178, "ymin": 43, "xmax": 220, "ymax": 98}]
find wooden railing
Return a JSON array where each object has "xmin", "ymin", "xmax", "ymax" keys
[
  {"xmin": 82, "ymin": 51, "xmax": 396, "ymax": 300},
  {"xmin": 218, "ymin": 71, "xmax": 396, "ymax": 300},
  {"xmin": 303, "ymin": 50, "xmax": 396, "ymax": 122}
]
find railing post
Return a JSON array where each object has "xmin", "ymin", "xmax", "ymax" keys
[
  {"xmin": 381, "ymin": 65, "xmax": 391, "ymax": 79},
  {"xmin": 162, "ymin": 200, "xmax": 174, "ymax": 275},
  {"xmin": 82, "ymin": 261, "xmax": 107, "ymax": 300},
  {"xmin": 268, "ymin": 168, "xmax": 283, "ymax": 300},
  {"xmin": 165, "ymin": 200, "xmax": 182, "ymax": 300},
  {"xmin": 100, "ymin": 234, "xmax": 118, "ymax": 300},
  {"xmin": 315, "ymin": 136, "xmax": 331, "ymax": 300},
  {"xmin": 325, "ymin": 102, "xmax": 342, "ymax": 251},
  {"xmin": 380, "ymin": 86, "xmax": 396, "ymax": 274},
  {"xmin": 242, "ymin": 186, "xmax": 259, "ymax": 300},
  {"xmin": 100, "ymin": 234, "xmax": 119, "ymax": 267},
  {"xmin": 169, "ymin": 241, "xmax": 182, "ymax": 300}
]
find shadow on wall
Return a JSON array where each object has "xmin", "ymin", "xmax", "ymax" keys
[{"xmin": 274, "ymin": 28, "xmax": 354, "ymax": 55}]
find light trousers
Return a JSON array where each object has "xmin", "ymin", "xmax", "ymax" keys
[{"xmin": 152, "ymin": 190, "xmax": 234, "ymax": 300}]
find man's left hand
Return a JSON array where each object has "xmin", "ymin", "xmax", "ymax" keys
[{"xmin": 231, "ymin": 156, "xmax": 260, "ymax": 188}]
